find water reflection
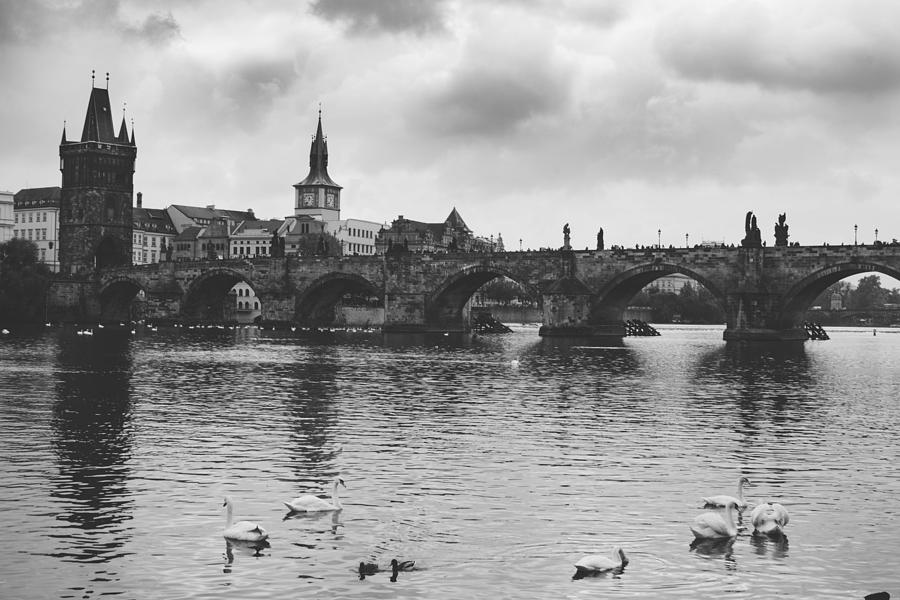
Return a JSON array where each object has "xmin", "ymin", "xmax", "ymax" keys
[
  {"xmin": 749, "ymin": 531, "xmax": 789, "ymax": 558},
  {"xmin": 50, "ymin": 332, "xmax": 134, "ymax": 562},
  {"xmin": 689, "ymin": 537, "xmax": 737, "ymax": 570},
  {"xmin": 224, "ymin": 538, "xmax": 271, "ymax": 571}
]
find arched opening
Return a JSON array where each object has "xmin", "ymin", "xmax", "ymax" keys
[
  {"xmin": 295, "ymin": 274, "xmax": 382, "ymax": 328},
  {"xmin": 780, "ymin": 264, "xmax": 900, "ymax": 329},
  {"xmin": 99, "ymin": 278, "xmax": 145, "ymax": 323},
  {"xmin": 429, "ymin": 267, "xmax": 541, "ymax": 331},
  {"xmin": 182, "ymin": 270, "xmax": 256, "ymax": 323},
  {"xmin": 591, "ymin": 264, "xmax": 727, "ymax": 327},
  {"xmin": 96, "ymin": 235, "xmax": 128, "ymax": 270}
]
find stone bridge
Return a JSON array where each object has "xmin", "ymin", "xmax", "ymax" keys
[{"xmin": 47, "ymin": 244, "xmax": 900, "ymax": 341}]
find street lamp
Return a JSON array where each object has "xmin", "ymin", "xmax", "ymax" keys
[
  {"xmin": 658, "ymin": 229, "xmax": 661, "ymax": 249},
  {"xmin": 854, "ymin": 224, "xmax": 858, "ymax": 245}
]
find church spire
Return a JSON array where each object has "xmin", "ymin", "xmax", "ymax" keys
[{"xmin": 61, "ymin": 120, "xmax": 67, "ymax": 144}]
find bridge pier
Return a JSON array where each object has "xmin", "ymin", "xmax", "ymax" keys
[
  {"xmin": 722, "ymin": 292, "xmax": 810, "ymax": 342},
  {"xmin": 538, "ymin": 277, "xmax": 627, "ymax": 339}
]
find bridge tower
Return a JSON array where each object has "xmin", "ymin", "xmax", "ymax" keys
[
  {"xmin": 58, "ymin": 75, "xmax": 136, "ymax": 275},
  {"xmin": 293, "ymin": 110, "xmax": 342, "ymax": 223}
]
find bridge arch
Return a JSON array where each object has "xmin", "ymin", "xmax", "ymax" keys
[
  {"xmin": 590, "ymin": 262, "xmax": 727, "ymax": 323},
  {"xmin": 182, "ymin": 267, "xmax": 255, "ymax": 322},
  {"xmin": 294, "ymin": 272, "xmax": 381, "ymax": 326},
  {"xmin": 778, "ymin": 261, "xmax": 900, "ymax": 329},
  {"xmin": 427, "ymin": 264, "xmax": 541, "ymax": 328},
  {"xmin": 99, "ymin": 276, "xmax": 147, "ymax": 323}
]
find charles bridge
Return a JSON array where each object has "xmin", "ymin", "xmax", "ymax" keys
[{"xmin": 48, "ymin": 242, "xmax": 900, "ymax": 342}]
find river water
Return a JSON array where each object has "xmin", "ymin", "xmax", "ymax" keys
[{"xmin": 0, "ymin": 324, "xmax": 897, "ymax": 599}]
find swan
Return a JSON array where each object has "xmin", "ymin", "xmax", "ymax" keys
[
  {"xmin": 702, "ymin": 476, "xmax": 751, "ymax": 510},
  {"xmin": 510, "ymin": 359, "xmax": 520, "ymax": 368},
  {"xmin": 691, "ymin": 499, "xmax": 739, "ymax": 539},
  {"xmin": 284, "ymin": 476, "xmax": 346, "ymax": 512},
  {"xmin": 750, "ymin": 502, "xmax": 789, "ymax": 535},
  {"xmin": 222, "ymin": 496, "xmax": 268, "ymax": 542},
  {"xmin": 573, "ymin": 547, "xmax": 628, "ymax": 578}
]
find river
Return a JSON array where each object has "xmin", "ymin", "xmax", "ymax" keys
[{"xmin": 0, "ymin": 324, "xmax": 897, "ymax": 599}]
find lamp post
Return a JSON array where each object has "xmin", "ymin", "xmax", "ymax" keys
[
  {"xmin": 519, "ymin": 238, "xmax": 522, "ymax": 252},
  {"xmin": 685, "ymin": 233, "xmax": 689, "ymax": 248},
  {"xmin": 854, "ymin": 224, "xmax": 858, "ymax": 245},
  {"xmin": 875, "ymin": 228, "xmax": 879, "ymax": 243},
  {"xmin": 658, "ymin": 229, "xmax": 661, "ymax": 249}
]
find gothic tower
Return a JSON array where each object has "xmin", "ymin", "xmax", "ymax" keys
[
  {"xmin": 293, "ymin": 112, "xmax": 342, "ymax": 222},
  {"xmin": 59, "ymin": 76, "xmax": 136, "ymax": 274}
]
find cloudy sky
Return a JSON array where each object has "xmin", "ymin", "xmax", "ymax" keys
[{"xmin": 2, "ymin": 0, "xmax": 900, "ymax": 252}]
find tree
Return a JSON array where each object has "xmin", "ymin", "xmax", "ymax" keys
[
  {"xmin": 0, "ymin": 239, "xmax": 52, "ymax": 326},
  {"xmin": 848, "ymin": 275, "xmax": 887, "ymax": 310}
]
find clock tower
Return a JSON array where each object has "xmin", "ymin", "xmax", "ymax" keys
[{"xmin": 293, "ymin": 111, "xmax": 341, "ymax": 222}]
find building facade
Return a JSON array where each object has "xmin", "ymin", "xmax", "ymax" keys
[
  {"xmin": 13, "ymin": 187, "xmax": 61, "ymax": 271},
  {"xmin": 132, "ymin": 193, "xmax": 176, "ymax": 264},
  {"xmin": 375, "ymin": 208, "xmax": 499, "ymax": 254},
  {"xmin": 59, "ymin": 84, "xmax": 136, "ymax": 274},
  {"xmin": 0, "ymin": 190, "xmax": 13, "ymax": 243},
  {"xmin": 229, "ymin": 219, "xmax": 283, "ymax": 259}
]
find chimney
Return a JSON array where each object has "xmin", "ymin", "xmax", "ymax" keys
[
  {"xmin": 136, "ymin": 192, "xmax": 142, "ymax": 208},
  {"xmin": 247, "ymin": 208, "xmax": 255, "ymax": 219},
  {"xmin": 206, "ymin": 204, "xmax": 215, "ymax": 210}
]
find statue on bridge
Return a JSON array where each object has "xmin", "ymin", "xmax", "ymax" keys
[
  {"xmin": 563, "ymin": 223, "xmax": 571, "ymax": 250},
  {"xmin": 596, "ymin": 228, "xmax": 604, "ymax": 250},
  {"xmin": 164, "ymin": 240, "xmax": 173, "ymax": 261},
  {"xmin": 741, "ymin": 211, "xmax": 762, "ymax": 248},
  {"xmin": 774, "ymin": 213, "xmax": 789, "ymax": 247},
  {"xmin": 270, "ymin": 231, "xmax": 286, "ymax": 258}
]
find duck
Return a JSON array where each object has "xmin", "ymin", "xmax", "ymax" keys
[
  {"xmin": 391, "ymin": 558, "xmax": 415, "ymax": 571},
  {"xmin": 284, "ymin": 476, "xmax": 346, "ymax": 512},
  {"xmin": 359, "ymin": 561, "xmax": 379, "ymax": 577},
  {"xmin": 222, "ymin": 496, "xmax": 268, "ymax": 542},
  {"xmin": 702, "ymin": 476, "xmax": 751, "ymax": 510},
  {"xmin": 690, "ymin": 499, "xmax": 739, "ymax": 539},
  {"xmin": 390, "ymin": 558, "xmax": 415, "ymax": 582},
  {"xmin": 750, "ymin": 501, "xmax": 790, "ymax": 535},
  {"xmin": 573, "ymin": 547, "xmax": 628, "ymax": 578}
]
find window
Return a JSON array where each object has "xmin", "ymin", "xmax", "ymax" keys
[
  {"xmin": 254, "ymin": 301, "xmax": 259, "ymax": 309},
  {"xmin": 40, "ymin": 249, "xmax": 46, "ymax": 261},
  {"xmin": 14, "ymin": 214, "xmax": 17, "ymax": 223},
  {"xmin": 27, "ymin": 229, "xmax": 32, "ymax": 240},
  {"xmin": 28, "ymin": 213, "xmax": 33, "ymax": 222},
  {"xmin": 43, "ymin": 212, "xmax": 47, "ymax": 222}
]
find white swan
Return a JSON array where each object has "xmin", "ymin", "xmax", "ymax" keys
[
  {"xmin": 284, "ymin": 476, "xmax": 346, "ymax": 512},
  {"xmin": 702, "ymin": 476, "xmax": 751, "ymax": 510},
  {"xmin": 573, "ymin": 547, "xmax": 628, "ymax": 578},
  {"xmin": 691, "ymin": 499, "xmax": 739, "ymax": 539},
  {"xmin": 223, "ymin": 496, "xmax": 268, "ymax": 542},
  {"xmin": 750, "ymin": 501, "xmax": 789, "ymax": 535}
]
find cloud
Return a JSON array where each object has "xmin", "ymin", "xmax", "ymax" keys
[
  {"xmin": 309, "ymin": 0, "xmax": 447, "ymax": 35},
  {"xmin": 0, "ymin": 0, "xmax": 181, "ymax": 46},
  {"xmin": 126, "ymin": 11, "xmax": 182, "ymax": 44},
  {"xmin": 410, "ymin": 28, "xmax": 573, "ymax": 138},
  {"xmin": 655, "ymin": 1, "xmax": 900, "ymax": 95}
]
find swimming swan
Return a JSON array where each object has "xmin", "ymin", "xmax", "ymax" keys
[
  {"xmin": 222, "ymin": 496, "xmax": 269, "ymax": 542},
  {"xmin": 691, "ymin": 499, "xmax": 739, "ymax": 539},
  {"xmin": 573, "ymin": 547, "xmax": 628, "ymax": 578},
  {"xmin": 750, "ymin": 501, "xmax": 789, "ymax": 535},
  {"xmin": 702, "ymin": 476, "xmax": 751, "ymax": 510},
  {"xmin": 284, "ymin": 476, "xmax": 346, "ymax": 512}
]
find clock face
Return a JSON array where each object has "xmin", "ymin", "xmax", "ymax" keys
[
  {"xmin": 326, "ymin": 193, "xmax": 335, "ymax": 208},
  {"xmin": 303, "ymin": 193, "xmax": 314, "ymax": 207}
]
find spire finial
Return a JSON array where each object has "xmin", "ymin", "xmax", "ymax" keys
[
  {"xmin": 318, "ymin": 102, "xmax": 322, "ymax": 118},
  {"xmin": 123, "ymin": 101, "xmax": 127, "ymax": 117},
  {"xmin": 106, "ymin": 72, "xmax": 109, "ymax": 89},
  {"xmin": 92, "ymin": 69, "xmax": 95, "ymax": 87}
]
